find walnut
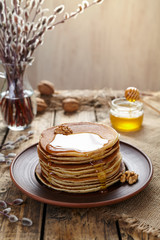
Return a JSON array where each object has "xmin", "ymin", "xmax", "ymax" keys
[
  {"xmin": 120, "ymin": 173, "xmax": 126, "ymax": 183},
  {"xmin": 36, "ymin": 97, "xmax": 47, "ymax": 113},
  {"xmin": 62, "ymin": 98, "xmax": 79, "ymax": 113},
  {"xmin": 125, "ymin": 171, "xmax": 132, "ymax": 180},
  {"xmin": 128, "ymin": 173, "xmax": 138, "ymax": 185},
  {"xmin": 54, "ymin": 124, "xmax": 73, "ymax": 135},
  {"xmin": 38, "ymin": 80, "xmax": 54, "ymax": 95},
  {"xmin": 120, "ymin": 171, "xmax": 138, "ymax": 185}
]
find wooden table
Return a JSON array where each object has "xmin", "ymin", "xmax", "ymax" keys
[{"xmin": 0, "ymin": 90, "xmax": 157, "ymax": 240}]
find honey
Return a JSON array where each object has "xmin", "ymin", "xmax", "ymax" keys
[
  {"xmin": 110, "ymin": 98, "xmax": 144, "ymax": 132},
  {"xmin": 90, "ymin": 161, "xmax": 107, "ymax": 190}
]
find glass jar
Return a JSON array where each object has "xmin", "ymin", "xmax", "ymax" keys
[
  {"xmin": 110, "ymin": 98, "xmax": 144, "ymax": 132},
  {"xmin": 0, "ymin": 62, "xmax": 37, "ymax": 131}
]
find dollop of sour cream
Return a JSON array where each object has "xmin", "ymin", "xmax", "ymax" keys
[{"xmin": 49, "ymin": 133, "xmax": 108, "ymax": 152}]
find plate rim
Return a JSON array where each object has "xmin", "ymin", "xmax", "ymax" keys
[{"xmin": 10, "ymin": 141, "xmax": 153, "ymax": 208}]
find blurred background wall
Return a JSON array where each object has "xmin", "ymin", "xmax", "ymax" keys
[{"xmin": 29, "ymin": 0, "xmax": 160, "ymax": 91}]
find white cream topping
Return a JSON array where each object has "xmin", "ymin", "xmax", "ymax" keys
[{"xmin": 49, "ymin": 133, "xmax": 108, "ymax": 152}]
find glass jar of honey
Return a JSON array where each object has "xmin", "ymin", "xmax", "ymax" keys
[{"xmin": 110, "ymin": 98, "xmax": 144, "ymax": 132}]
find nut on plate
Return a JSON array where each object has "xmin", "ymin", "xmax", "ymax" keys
[
  {"xmin": 120, "ymin": 171, "xmax": 138, "ymax": 185},
  {"xmin": 36, "ymin": 97, "xmax": 47, "ymax": 113},
  {"xmin": 62, "ymin": 98, "xmax": 79, "ymax": 113},
  {"xmin": 38, "ymin": 80, "xmax": 54, "ymax": 95}
]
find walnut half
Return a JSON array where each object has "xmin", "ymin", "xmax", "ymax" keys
[
  {"xmin": 120, "ymin": 171, "xmax": 138, "ymax": 185},
  {"xmin": 54, "ymin": 124, "xmax": 73, "ymax": 135}
]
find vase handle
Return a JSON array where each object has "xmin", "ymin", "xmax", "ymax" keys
[{"xmin": 0, "ymin": 72, "xmax": 5, "ymax": 79}]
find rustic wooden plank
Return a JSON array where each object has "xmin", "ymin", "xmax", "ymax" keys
[
  {"xmin": 44, "ymin": 206, "xmax": 119, "ymax": 240},
  {"xmin": 0, "ymin": 111, "xmax": 55, "ymax": 240},
  {"xmin": 0, "ymin": 190, "xmax": 43, "ymax": 240},
  {"xmin": 43, "ymin": 109, "xmax": 119, "ymax": 240},
  {"xmin": 33, "ymin": 1, "xmax": 160, "ymax": 92},
  {"xmin": 54, "ymin": 109, "xmax": 96, "ymax": 125},
  {"xmin": 95, "ymin": 107, "xmax": 110, "ymax": 125}
]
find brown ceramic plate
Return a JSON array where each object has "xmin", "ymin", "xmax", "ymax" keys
[{"xmin": 10, "ymin": 141, "xmax": 153, "ymax": 208}]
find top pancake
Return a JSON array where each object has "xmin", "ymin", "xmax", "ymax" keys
[{"xmin": 39, "ymin": 122, "xmax": 119, "ymax": 158}]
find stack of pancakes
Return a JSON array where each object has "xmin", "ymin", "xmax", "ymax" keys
[{"xmin": 36, "ymin": 122, "xmax": 125, "ymax": 193}]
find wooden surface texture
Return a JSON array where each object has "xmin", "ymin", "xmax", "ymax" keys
[
  {"xmin": 28, "ymin": 0, "xmax": 160, "ymax": 91},
  {"xmin": 0, "ymin": 90, "xmax": 159, "ymax": 240}
]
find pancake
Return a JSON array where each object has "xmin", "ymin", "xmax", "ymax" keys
[{"xmin": 36, "ymin": 122, "xmax": 125, "ymax": 193}]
